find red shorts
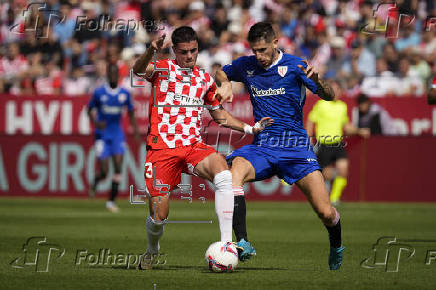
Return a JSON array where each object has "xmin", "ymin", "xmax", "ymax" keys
[{"xmin": 144, "ymin": 142, "xmax": 218, "ymax": 197}]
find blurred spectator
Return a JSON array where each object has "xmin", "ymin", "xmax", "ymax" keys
[
  {"xmin": 361, "ymin": 58, "xmax": 398, "ymax": 97},
  {"xmin": 409, "ymin": 48, "xmax": 431, "ymax": 84},
  {"xmin": 63, "ymin": 67, "xmax": 90, "ymax": 95},
  {"xmin": 395, "ymin": 57, "xmax": 424, "ymax": 96},
  {"xmin": 356, "ymin": 94, "xmax": 398, "ymax": 135},
  {"xmin": 394, "ymin": 24, "xmax": 421, "ymax": 52},
  {"xmin": 325, "ymin": 36, "xmax": 347, "ymax": 79},
  {"xmin": 0, "ymin": 42, "xmax": 28, "ymax": 93},
  {"xmin": 53, "ymin": 2, "xmax": 75, "ymax": 46},
  {"xmin": 382, "ymin": 42, "xmax": 400, "ymax": 73},
  {"xmin": 0, "ymin": 0, "xmax": 434, "ymax": 97},
  {"xmin": 342, "ymin": 39, "xmax": 376, "ymax": 78},
  {"xmin": 35, "ymin": 60, "xmax": 62, "ymax": 95},
  {"xmin": 417, "ymin": 30, "xmax": 436, "ymax": 66}
]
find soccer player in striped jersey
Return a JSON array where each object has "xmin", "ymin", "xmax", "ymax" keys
[
  {"xmin": 215, "ymin": 22, "xmax": 344, "ymax": 270},
  {"xmin": 132, "ymin": 26, "xmax": 272, "ymax": 270}
]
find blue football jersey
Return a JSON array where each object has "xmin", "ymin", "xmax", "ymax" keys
[
  {"xmin": 223, "ymin": 51, "xmax": 318, "ymax": 147},
  {"xmin": 88, "ymin": 85, "xmax": 134, "ymax": 139}
]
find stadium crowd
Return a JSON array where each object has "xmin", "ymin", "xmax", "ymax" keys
[{"xmin": 0, "ymin": 0, "xmax": 435, "ymax": 97}]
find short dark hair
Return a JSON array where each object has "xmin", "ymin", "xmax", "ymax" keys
[
  {"xmin": 357, "ymin": 93, "xmax": 370, "ymax": 104},
  {"xmin": 248, "ymin": 22, "xmax": 276, "ymax": 43},
  {"xmin": 171, "ymin": 26, "xmax": 198, "ymax": 46}
]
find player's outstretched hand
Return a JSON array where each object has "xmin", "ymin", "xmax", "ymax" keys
[
  {"xmin": 298, "ymin": 60, "xmax": 319, "ymax": 83},
  {"xmin": 215, "ymin": 83, "xmax": 234, "ymax": 104},
  {"xmin": 253, "ymin": 117, "xmax": 274, "ymax": 134},
  {"xmin": 151, "ymin": 34, "xmax": 166, "ymax": 51}
]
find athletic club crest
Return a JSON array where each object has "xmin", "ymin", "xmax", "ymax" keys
[
  {"xmin": 278, "ymin": 66, "xmax": 287, "ymax": 77},
  {"xmin": 118, "ymin": 93, "xmax": 127, "ymax": 103}
]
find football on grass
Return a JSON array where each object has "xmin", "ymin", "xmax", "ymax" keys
[{"xmin": 205, "ymin": 241, "xmax": 239, "ymax": 272}]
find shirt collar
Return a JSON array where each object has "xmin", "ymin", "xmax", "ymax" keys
[
  {"xmin": 105, "ymin": 84, "xmax": 121, "ymax": 95},
  {"xmin": 265, "ymin": 50, "xmax": 283, "ymax": 70}
]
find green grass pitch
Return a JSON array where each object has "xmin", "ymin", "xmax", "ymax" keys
[{"xmin": 1, "ymin": 198, "xmax": 435, "ymax": 290}]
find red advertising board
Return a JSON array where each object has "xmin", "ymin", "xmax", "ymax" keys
[
  {"xmin": 0, "ymin": 94, "xmax": 435, "ymax": 201},
  {"xmin": 1, "ymin": 134, "xmax": 435, "ymax": 202},
  {"xmin": 0, "ymin": 94, "xmax": 434, "ymax": 136}
]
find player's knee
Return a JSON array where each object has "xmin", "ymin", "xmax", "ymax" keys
[
  {"xmin": 150, "ymin": 210, "xmax": 168, "ymax": 222},
  {"xmin": 112, "ymin": 173, "xmax": 122, "ymax": 183},
  {"xmin": 230, "ymin": 168, "xmax": 244, "ymax": 186},
  {"xmin": 318, "ymin": 207, "xmax": 336, "ymax": 224},
  {"xmin": 213, "ymin": 170, "xmax": 233, "ymax": 191}
]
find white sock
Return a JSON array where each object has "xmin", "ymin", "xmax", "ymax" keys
[
  {"xmin": 213, "ymin": 170, "xmax": 234, "ymax": 242},
  {"xmin": 146, "ymin": 215, "xmax": 164, "ymax": 254}
]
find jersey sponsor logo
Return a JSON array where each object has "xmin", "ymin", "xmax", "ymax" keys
[
  {"xmin": 250, "ymin": 85, "xmax": 286, "ymax": 97},
  {"xmin": 102, "ymin": 105, "xmax": 122, "ymax": 114},
  {"xmin": 101, "ymin": 95, "xmax": 108, "ymax": 102},
  {"xmin": 306, "ymin": 158, "xmax": 317, "ymax": 162},
  {"xmin": 278, "ymin": 66, "xmax": 288, "ymax": 77},
  {"xmin": 173, "ymin": 93, "xmax": 203, "ymax": 105},
  {"xmin": 246, "ymin": 70, "xmax": 255, "ymax": 77}
]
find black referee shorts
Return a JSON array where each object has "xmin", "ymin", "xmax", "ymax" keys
[{"xmin": 315, "ymin": 143, "xmax": 347, "ymax": 168}]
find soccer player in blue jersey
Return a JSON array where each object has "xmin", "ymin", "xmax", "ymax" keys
[
  {"xmin": 87, "ymin": 64, "xmax": 140, "ymax": 212},
  {"xmin": 215, "ymin": 22, "xmax": 344, "ymax": 270}
]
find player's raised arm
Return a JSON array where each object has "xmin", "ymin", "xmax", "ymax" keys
[
  {"xmin": 214, "ymin": 69, "xmax": 234, "ymax": 104},
  {"xmin": 298, "ymin": 60, "xmax": 335, "ymax": 101},
  {"xmin": 209, "ymin": 106, "xmax": 273, "ymax": 135},
  {"xmin": 132, "ymin": 34, "xmax": 166, "ymax": 79}
]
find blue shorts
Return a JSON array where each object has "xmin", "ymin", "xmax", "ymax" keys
[
  {"xmin": 226, "ymin": 144, "xmax": 321, "ymax": 185},
  {"xmin": 95, "ymin": 138, "xmax": 126, "ymax": 160}
]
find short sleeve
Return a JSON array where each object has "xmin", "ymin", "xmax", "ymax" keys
[
  {"xmin": 308, "ymin": 101, "xmax": 320, "ymax": 123},
  {"xmin": 296, "ymin": 59, "xmax": 318, "ymax": 94},
  {"xmin": 88, "ymin": 90, "xmax": 99, "ymax": 109},
  {"xmin": 222, "ymin": 57, "xmax": 245, "ymax": 82},
  {"xmin": 432, "ymin": 76, "xmax": 436, "ymax": 88},
  {"xmin": 204, "ymin": 78, "xmax": 220, "ymax": 110}
]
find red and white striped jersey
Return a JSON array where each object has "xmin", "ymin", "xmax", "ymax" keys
[{"xmin": 145, "ymin": 59, "xmax": 220, "ymax": 149}]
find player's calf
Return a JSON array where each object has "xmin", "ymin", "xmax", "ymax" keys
[{"xmin": 213, "ymin": 170, "xmax": 234, "ymax": 242}]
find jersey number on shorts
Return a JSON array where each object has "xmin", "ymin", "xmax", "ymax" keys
[{"xmin": 145, "ymin": 162, "xmax": 153, "ymax": 179}]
